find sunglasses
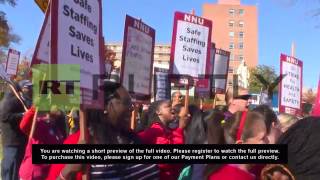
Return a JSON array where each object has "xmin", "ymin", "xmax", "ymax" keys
[{"xmin": 234, "ymin": 95, "xmax": 251, "ymax": 100}]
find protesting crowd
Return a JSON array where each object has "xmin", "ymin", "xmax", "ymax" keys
[
  {"xmin": 0, "ymin": 78, "xmax": 320, "ymax": 180},
  {"xmin": 0, "ymin": 0, "xmax": 319, "ymax": 180}
]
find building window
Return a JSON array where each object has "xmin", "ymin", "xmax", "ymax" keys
[
  {"xmin": 229, "ymin": 31, "xmax": 234, "ymax": 38},
  {"xmin": 239, "ymin": 43, "xmax": 244, "ymax": 49},
  {"xmin": 239, "ymin": 55, "xmax": 244, "ymax": 61},
  {"xmin": 229, "ymin": 9, "xmax": 235, "ymax": 16},
  {"xmin": 239, "ymin": 31, "xmax": 244, "ymax": 39},
  {"xmin": 239, "ymin": 9, "xmax": 244, "ymax": 16},
  {"xmin": 230, "ymin": 53, "xmax": 234, "ymax": 61},
  {"xmin": 229, "ymin": 42, "xmax": 234, "ymax": 49},
  {"xmin": 239, "ymin": 21, "xmax": 244, "ymax": 28},
  {"xmin": 229, "ymin": 20, "xmax": 234, "ymax": 27}
]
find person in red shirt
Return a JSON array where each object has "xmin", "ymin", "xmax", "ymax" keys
[
  {"xmin": 19, "ymin": 106, "xmax": 66, "ymax": 180},
  {"xmin": 138, "ymin": 100, "xmax": 189, "ymax": 180}
]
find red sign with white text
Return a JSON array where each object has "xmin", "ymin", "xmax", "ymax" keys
[
  {"xmin": 6, "ymin": 49, "xmax": 20, "ymax": 75},
  {"xmin": 31, "ymin": 3, "xmax": 51, "ymax": 65},
  {"xmin": 50, "ymin": 0, "xmax": 104, "ymax": 109},
  {"xmin": 169, "ymin": 11, "xmax": 212, "ymax": 80},
  {"xmin": 120, "ymin": 15, "xmax": 155, "ymax": 103},
  {"xmin": 279, "ymin": 54, "xmax": 303, "ymax": 115}
]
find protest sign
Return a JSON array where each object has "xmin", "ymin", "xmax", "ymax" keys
[
  {"xmin": 154, "ymin": 67, "xmax": 170, "ymax": 101},
  {"xmin": 1, "ymin": 63, "xmax": 28, "ymax": 111},
  {"xmin": 212, "ymin": 49, "xmax": 230, "ymax": 94},
  {"xmin": 32, "ymin": 5, "xmax": 51, "ymax": 65},
  {"xmin": 50, "ymin": 0, "xmax": 104, "ymax": 109},
  {"xmin": 279, "ymin": 54, "xmax": 303, "ymax": 115},
  {"xmin": 209, "ymin": 43, "xmax": 216, "ymax": 75},
  {"xmin": 6, "ymin": 49, "xmax": 20, "ymax": 75},
  {"xmin": 195, "ymin": 78, "xmax": 211, "ymax": 99},
  {"xmin": 120, "ymin": 15, "xmax": 155, "ymax": 103},
  {"xmin": 0, "ymin": 64, "xmax": 10, "ymax": 83},
  {"xmin": 170, "ymin": 11, "xmax": 212, "ymax": 79}
]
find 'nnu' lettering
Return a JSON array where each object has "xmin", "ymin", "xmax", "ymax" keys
[{"xmin": 184, "ymin": 14, "xmax": 204, "ymax": 25}]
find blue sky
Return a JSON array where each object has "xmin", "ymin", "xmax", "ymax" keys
[{"xmin": 1, "ymin": 0, "xmax": 319, "ymax": 88}]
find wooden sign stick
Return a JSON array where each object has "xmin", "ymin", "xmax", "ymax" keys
[{"xmin": 131, "ymin": 104, "xmax": 137, "ymax": 130}]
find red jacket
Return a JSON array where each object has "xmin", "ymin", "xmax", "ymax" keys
[
  {"xmin": 47, "ymin": 122, "xmax": 184, "ymax": 180},
  {"xmin": 208, "ymin": 165, "xmax": 255, "ymax": 180},
  {"xmin": 19, "ymin": 107, "xmax": 65, "ymax": 180},
  {"xmin": 19, "ymin": 106, "xmax": 36, "ymax": 135},
  {"xmin": 138, "ymin": 122, "xmax": 184, "ymax": 180},
  {"xmin": 46, "ymin": 131, "xmax": 83, "ymax": 180}
]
